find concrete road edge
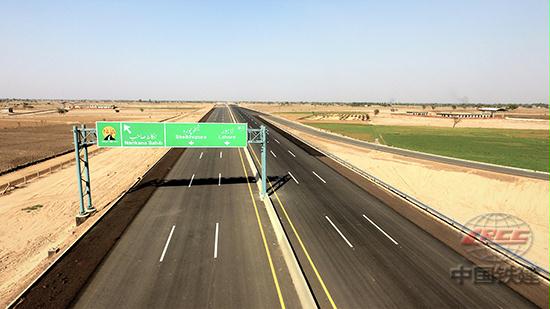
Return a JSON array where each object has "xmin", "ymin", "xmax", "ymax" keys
[{"xmin": 242, "ymin": 130, "xmax": 317, "ymax": 309}]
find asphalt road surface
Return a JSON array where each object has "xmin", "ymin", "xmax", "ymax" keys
[
  {"xmin": 72, "ymin": 106, "xmax": 300, "ymax": 309},
  {"xmin": 232, "ymin": 105, "xmax": 536, "ymax": 308},
  {"xmin": 255, "ymin": 110, "xmax": 548, "ymax": 181}
]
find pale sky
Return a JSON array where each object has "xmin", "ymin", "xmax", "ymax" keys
[{"xmin": 0, "ymin": 0, "xmax": 548, "ymax": 103}]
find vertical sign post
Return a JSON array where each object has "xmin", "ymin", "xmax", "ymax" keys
[
  {"xmin": 260, "ymin": 125, "xmax": 267, "ymax": 198},
  {"xmin": 73, "ymin": 125, "xmax": 96, "ymax": 224},
  {"xmin": 246, "ymin": 125, "xmax": 268, "ymax": 198}
]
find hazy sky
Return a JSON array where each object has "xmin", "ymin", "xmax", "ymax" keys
[{"xmin": 0, "ymin": 1, "xmax": 548, "ymax": 103}]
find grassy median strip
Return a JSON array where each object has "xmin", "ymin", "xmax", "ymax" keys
[{"xmin": 305, "ymin": 122, "xmax": 549, "ymax": 172}]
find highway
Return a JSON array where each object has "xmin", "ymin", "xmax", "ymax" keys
[
  {"xmin": 232, "ymin": 106, "xmax": 536, "ymax": 308},
  {"xmin": 254, "ymin": 110, "xmax": 549, "ymax": 181},
  {"xmin": 72, "ymin": 106, "xmax": 300, "ymax": 308}
]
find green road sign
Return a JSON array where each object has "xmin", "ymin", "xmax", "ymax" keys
[
  {"xmin": 165, "ymin": 123, "xmax": 247, "ymax": 147},
  {"xmin": 96, "ymin": 121, "xmax": 247, "ymax": 148}
]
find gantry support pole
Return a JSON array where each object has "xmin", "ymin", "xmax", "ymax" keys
[
  {"xmin": 73, "ymin": 125, "xmax": 97, "ymax": 225},
  {"xmin": 247, "ymin": 125, "xmax": 268, "ymax": 199},
  {"xmin": 260, "ymin": 125, "xmax": 267, "ymax": 198},
  {"xmin": 74, "ymin": 126, "xmax": 87, "ymax": 220}
]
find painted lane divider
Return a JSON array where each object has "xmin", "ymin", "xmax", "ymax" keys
[
  {"xmin": 287, "ymin": 150, "xmax": 296, "ymax": 158},
  {"xmin": 214, "ymin": 222, "xmax": 220, "ymax": 259},
  {"xmin": 274, "ymin": 138, "xmax": 280, "ymax": 144},
  {"xmin": 218, "ymin": 173, "xmax": 222, "ymax": 186},
  {"xmin": 246, "ymin": 132, "xmax": 333, "ymax": 308},
  {"xmin": 220, "ymin": 151, "xmax": 223, "ymax": 159},
  {"xmin": 362, "ymin": 214, "xmax": 399, "ymax": 245},
  {"xmin": 270, "ymin": 150, "xmax": 277, "ymax": 158},
  {"xmin": 312, "ymin": 171, "xmax": 326, "ymax": 184},
  {"xmin": 325, "ymin": 216, "xmax": 354, "ymax": 248},
  {"xmin": 159, "ymin": 225, "xmax": 176, "ymax": 262},
  {"xmin": 188, "ymin": 174, "xmax": 195, "ymax": 187},
  {"xmin": 288, "ymin": 171, "xmax": 299, "ymax": 184},
  {"xmin": 199, "ymin": 152, "xmax": 204, "ymax": 159}
]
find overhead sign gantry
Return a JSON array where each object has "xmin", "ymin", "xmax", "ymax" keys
[
  {"xmin": 73, "ymin": 121, "xmax": 266, "ymax": 224},
  {"xmin": 96, "ymin": 122, "xmax": 248, "ymax": 148}
]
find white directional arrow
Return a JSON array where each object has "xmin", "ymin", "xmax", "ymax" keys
[
  {"xmin": 224, "ymin": 141, "xmax": 230, "ymax": 145},
  {"xmin": 188, "ymin": 141, "xmax": 194, "ymax": 145},
  {"xmin": 123, "ymin": 124, "xmax": 132, "ymax": 134}
]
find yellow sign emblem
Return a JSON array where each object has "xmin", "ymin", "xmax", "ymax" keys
[{"xmin": 102, "ymin": 126, "xmax": 117, "ymax": 141}]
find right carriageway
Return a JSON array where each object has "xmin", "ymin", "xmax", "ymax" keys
[{"xmin": 232, "ymin": 105, "xmax": 537, "ymax": 308}]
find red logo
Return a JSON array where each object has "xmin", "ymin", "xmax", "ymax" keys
[
  {"xmin": 462, "ymin": 228, "xmax": 531, "ymax": 245},
  {"xmin": 461, "ymin": 213, "xmax": 532, "ymax": 262}
]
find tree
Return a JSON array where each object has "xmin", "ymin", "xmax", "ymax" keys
[
  {"xmin": 374, "ymin": 109, "xmax": 380, "ymax": 116},
  {"xmin": 452, "ymin": 105, "xmax": 457, "ymax": 110},
  {"xmin": 56, "ymin": 108, "xmax": 67, "ymax": 115},
  {"xmin": 431, "ymin": 105, "xmax": 436, "ymax": 110},
  {"xmin": 453, "ymin": 117, "xmax": 462, "ymax": 128},
  {"xmin": 422, "ymin": 105, "xmax": 426, "ymax": 109}
]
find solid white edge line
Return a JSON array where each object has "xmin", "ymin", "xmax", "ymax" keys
[
  {"xmin": 312, "ymin": 171, "xmax": 327, "ymax": 184},
  {"xmin": 362, "ymin": 214, "xmax": 399, "ymax": 245},
  {"xmin": 218, "ymin": 173, "xmax": 221, "ymax": 186},
  {"xmin": 325, "ymin": 216, "xmax": 353, "ymax": 248},
  {"xmin": 270, "ymin": 150, "xmax": 277, "ymax": 158},
  {"xmin": 188, "ymin": 174, "xmax": 195, "ymax": 187},
  {"xmin": 214, "ymin": 222, "xmax": 220, "ymax": 259},
  {"xmin": 288, "ymin": 150, "xmax": 296, "ymax": 157},
  {"xmin": 160, "ymin": 225, "xmax": 176, "ymax": 262},
  {"xmin": 288, "ymin": 171, "xmax": 299, "ymax": 184}
]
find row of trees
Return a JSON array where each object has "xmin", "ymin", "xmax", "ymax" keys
[{"xmin": 264, "ymin": 101, "xmax": 547, "ymax": 109}]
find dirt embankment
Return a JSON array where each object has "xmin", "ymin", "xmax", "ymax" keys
[{"xmin": 0, "ymin": 105, "xmax": 213, "ymax": 307}]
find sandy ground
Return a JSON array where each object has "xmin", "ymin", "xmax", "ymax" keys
[
  {"xmin": 266, "ymin": 118, "xmax": 549, "ymax": 272},
  {"xmin": 0, "ymin": 104, "xmax": 205, "ymax": 172},
  {"xmin": 0, "ymin": 105, "xmax": 212, "ymax": 306},
  {"xmin": 243, "ymin": 103, "xmax": 549, "ymax": 130}
]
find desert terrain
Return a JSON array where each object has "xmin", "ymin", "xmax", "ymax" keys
[
  {"xmin": 0, "ymin": 102, "xmax": 212, "ymax": 306},
  {"xmin": 0, "ymin": 101, "xmax": 204, "ymax": 173}
]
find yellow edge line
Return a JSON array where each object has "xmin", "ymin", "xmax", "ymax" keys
[
  {"xmin": 228, "ymin": 105, "xmax": 286, "ymax": 309},
  {"xmin": 237, "ymin": 148, "xmax": 286, "ymax": 309},
  {"xmin": 245, "ymin": 120, "xmax": 337, "ymax": 308},
  {"xmin": 249, "ymin": 145, "xmax": 337, "ymax": 308}
]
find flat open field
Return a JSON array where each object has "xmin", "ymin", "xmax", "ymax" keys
[
  {"xmin": 243, "ymin": 103, "xmax": 549, "ymax": 130},
  {"xmin": 305, "ymin": 122, "xmax": 549, "ymax": 172},
  {"xmin": 242, "ymin": 103, "xmax": 549, "ymax": 172},
  {"xmin": 0, "ymin": 102, "xmax": 205, "ymax": 173}
]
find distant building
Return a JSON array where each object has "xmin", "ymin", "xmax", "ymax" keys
[
  {"xmin": 437, "ymin": 112, "xmax": 491, "ymax": 118},
  {"xmin": 87, "ymin": 104, "xmax": 116, "ymax": 109},
  {"xmin": 478, "ymin": 107, "xmax": 506, "ymax": 112},
  {"xmin": 406, "ymin": 111, "xmax": 429, "ymax": 116}
]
